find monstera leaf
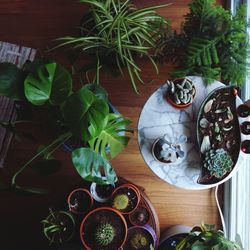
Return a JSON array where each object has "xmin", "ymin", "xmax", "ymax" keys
[
  {"xmin": 63, "ymin": 87, "xmax": 109, "ymax": 141},
  {"xmin": 0, "ymin": 63, "xmax": 25, "ymax": 100},
  {"xmin": 24, "ymin": 62, "xmax": 72, "ymax": 105},
  {"xmin": 72, "ymin": 147, "xmax": 117, "ymax": 185},
  {"xmin": 89, "ymin": 113, "xmax": 132, "ymax": 159}
]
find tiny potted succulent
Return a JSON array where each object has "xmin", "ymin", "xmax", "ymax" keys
[
  {"xmin": 90, "ymin": 182, "xmax": 115, "ymax": 203},
  {"xmin": 129, "ymin": 206, "xmax": 150, "ymax": 226},
  {"xmin": 42, "ymin": 209, "xmax": 75, "ymax": 245},
  {"xmin": 152, "ymin": 134, "xmax": 187, "ymax": 164},
  {"xmin": 67, "ymin": 188, "xmax": 93, "ymax": 215},
  {"xmin": 123, "ymin": 225, "xmax": 157, "ymax": 250},
  {"xmin": 166, "ymin": 78, "xmax": 196, "ymax": 108},
  {"xmin": 111, "ymin": 184, "xmax": 140, "ymax": 214},
  {"xmin": 80, "ymin": 207, "xmax": 127, "ymax": 250},
  {"xmin": 176, "ymin": 224, "xmax": 243, "ymax": 250}
]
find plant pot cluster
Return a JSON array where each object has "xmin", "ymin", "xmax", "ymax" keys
[{"xmin": 42, "ymin": 182, "xmax": 158, "ymax": 250}]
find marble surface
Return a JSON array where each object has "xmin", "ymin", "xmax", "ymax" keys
[{"xmin": 138, "ymin": 76, "xmax": 248, "ymax": 190}]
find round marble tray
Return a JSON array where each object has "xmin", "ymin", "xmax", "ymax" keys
[{"xmin": 138, "ymin": 76, "xmax": 248, "ymax": 190}]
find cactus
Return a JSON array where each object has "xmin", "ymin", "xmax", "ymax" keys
[
  {"xmin": 130, "ymin": 233, "xmax": 148, "ymax": 249},
  {"xmin": 95, "ymin": 223, "xmax": 115, "ymax": 246},
  {"xmin": 167, "ymin": 78, "xmax": 195, "ymax": 105},
  {"xmin": 112, "ymin": 194, "xmax": 129, "ymax": 210},
  {"xmin": 203, "ymin": 148, "xmax": 234, "ymax": 178}
]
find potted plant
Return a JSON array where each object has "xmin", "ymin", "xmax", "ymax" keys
[
  {"xmin": 197, "ymin": 86, "xmax": 241, "ymax": 184},
  {"xmin": 165, "ymin": 78, "xmax": 196, "ymax": 109},
  {"xmin": 123, "ymin": 225, "xmax": 157, "ymax": 250},
  {"xmin": 156, "ymin": 0, "xmax": 249, "ymax": 86},
  {"xmin": 80, "ymin": 207, "xmax": 127, "ymax": 250},
  {"xmin": 237, "ymin": 104, "xmax": 250, "ymax": 118},
  {"xmin": 111, "ymin": 184, "xmax": 140, "ymax": 214},
  {"xmin": 51, "ymin": 0, "xmax": 170, "ymax": 93},
  {"xmin": 67, "ymin": 188, "xmax": 93, "ymax": 214},
  {"xmin": 176, "ymin": 224, "xmax": 243, "ymax": 250},
  {"xmin": 90, "ymin": 182, "xmax": 115, "ymax": 203},
  {"xmin": 42, "ymin": 209, "xmax": 75, "ymax": 245},
  {"xmin": 0, "ymin": 59, "xmax": 133, "ymax": 194},
  {"xmin": 129, "ymin": 205, "xmax": 150, "ymax": 226},
  {"xmin": 152, "ymin": 134, "xmax": 187, "ymax": 164}
]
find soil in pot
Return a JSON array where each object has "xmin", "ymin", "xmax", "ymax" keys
[
  {"xmin": 96, "ymin": 184, "xmax": 115, "ymax": 200},
  {"xmin": 123, "ymin": 227, "xmax": 154, "ymax": 250},
  {"xmin": 129, "ymin": 206, "xmax": 150, "ymax": 226},
  {"xmin": 158, "ymin": 233, "xmax": 188, "ymax": 250},
  {"xmin": 112, "ymin": 186, "xmax": 139, "ymax": 213},
  {"xmin": 237, "ymin": 104, "xmax": 250, "ymax": 117},
  {"xmin": 80, "ymin": 208, "xmax": 127, "ymax": 250},
  {"xmin": 68, "ymin": 189, "xmax": 92, "ymax": 214}
]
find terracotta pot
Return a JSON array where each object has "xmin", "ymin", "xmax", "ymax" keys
[
  {"xmin": 241, "ymin": 140, "xmax": 250, "ymax": 154},
  {"xmin": 80, "ymin": 207, "xmax": 128, "ymax": 250},
  {"xmin": 166, "ymin": 78, "xmax": 196, "ymax": 109},
  {"xmin": 111, "ymin": 184, "xmax": 141, "ymax": 214},
  {"xmin": 129, "ymin": 205, "xmax": 150, "ymax": 226},
  {"xmin": 90, "ymin": 182, "xmax": 115, "ymax": 203},
  {"xmin": 67, "ymin": 188, "xmax": 93, "ymax": 215},
  {"xmin": 237, "ymin": 104, "xmax": 250, "ymax": 118}
]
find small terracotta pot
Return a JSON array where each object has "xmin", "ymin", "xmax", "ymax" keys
[
  {"xmin": 166, "ymin": 78, "xmax": 196, "ymax": 109},
  {"xmin": 67, "ymin": 188, "xmax": 93, "ymax": 215},
  {"xmin": 241, "ymin": 140, "xmax": 250, "ymax": 154},
  {"xmin": 80, "ymin": 207, "xmax": 128, "ymax": 250},
  {"xmin": 237, "ymin": 104, "xmax": 250, "ymax": 118},
  {"xmin": 90, "ymin": 182, "xmax": 115, "ymax": 203},
  {"xmin": 129, "ymin": 205, "xmax": 150, "ymax": 226},
  {"xmin": 111, "ymin": 184, "xmax": 140, "ymax": 214}
]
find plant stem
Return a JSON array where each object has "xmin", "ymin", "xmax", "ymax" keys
[{"xmin": 11, "ymin": 131, "xmax": 72, "ymax": 187}]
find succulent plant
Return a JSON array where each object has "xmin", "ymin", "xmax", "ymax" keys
[
  {"xmin": 112, "ymin": 194, "xmax": 129, "ymax": 210},
  {"xmin": 130, "ymin": 233, "xmax": 148, "ymax": 249},
  {"xmin": 95, "ymin": 223, "xmax": 115, "ymax": 246},
  {"xmin": 203, "ymin": 148, "xmax": 234, "ymax": 178},
  {"xmin": 167, "ymin": 78, "xmax": 195, "ymax": 105}
]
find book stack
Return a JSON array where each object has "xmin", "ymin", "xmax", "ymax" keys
[{"xmin": 0, "ymin": 41, "xmax": 36, "ymax": 167}]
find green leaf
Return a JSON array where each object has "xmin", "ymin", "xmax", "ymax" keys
[
  {"xmin": 14, "ymin": 184, "xmax": 48, "ymax": 194},
  {"xmin": 63, "ymin": 87, "xmax": 109, "ymax": 141},
  {"xmin": 0, "ymin": 63, "xmax": 25, "ymax": 100},
  {"xmin": 24, "ymin": 62, "xmax": 72, "ymax": 105},
  {"xmin": 83, "ymin": 83, "xmax": 108, "ymax": 102},
  {"xmin": 89, "ymin": 113, "xmax": 131, "ymax": 159},
  {"xmin": 31, "ymin": 160, "xmax": 62, "ymax": 176},
  {"xmin": 72, "ymin": 147, "xmax": 117, "ymax": 185}
]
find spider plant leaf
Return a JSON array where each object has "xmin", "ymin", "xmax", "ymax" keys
[
  {"xmin": 24, "ymin": 62, "xmax": 72, "ymax": 106},
  {"xmin": 63, "ymin": 87, "xmax": 109, "ymax": 141},
  {"xmin": 14, "ymin": 184, "xmax": 48, "ymax": 194},
  {"xmin": 0, "ymin": 63, "xmax": 25, "ymax": 100},
  {"xmin": 72, "ymin": 147, "xmax": 117, "ymax": 185},
  {"xmin": 89, "ymin": 113, "xmax": 131, "ymax": 159}
]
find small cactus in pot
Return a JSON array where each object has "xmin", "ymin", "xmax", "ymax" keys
[
  {"xmin": 166, "ymin": 78, "xmax": 195, "ymax": 108},
  {"xmin": 130, "ymin": 233, "xmax": 148, "ymax": 249},
  {"xmin": 203, "ymin": 148, "xmax": 234, "ymax": 178},
  {"xmin": 95, "ymin": 223, "xmax": 115, "ymax": 246},
  {"xmin": 112, "ymin": 194, "xmax": 129, "ymax": 210}
]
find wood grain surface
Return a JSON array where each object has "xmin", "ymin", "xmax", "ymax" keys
[{"xmin": 0, "ymin": 1, "xmax": 224, "ymax": 249}]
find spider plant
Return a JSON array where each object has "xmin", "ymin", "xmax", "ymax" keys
[{"xmin": 51, "ymin": 0, "xmax": 170, "ymax": 93}]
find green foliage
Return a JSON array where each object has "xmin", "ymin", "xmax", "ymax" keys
[
  {"xmin": 72, "ymin": 147, "xmax": 117, "ymax": 185},
  {"xmin": 157, "ymin": 0, "xmax": 250, "ymax": 85},
  {"xmin": 130, "ymin": 233, "xmax": 148, "ymax": 249},
  {"xmin": 112, "ymin": 193, "xmax": 129, "ymax": 210},
  {"xmin": 203, "ymin": 148, "xmax": 234, "ymax": 178},
  {"xmin": 52, "ymin": 0, "xmax": 170, "ymax": 93},
  {"xmin": 0, "ymin": 63, "xmax": 25, "ymax": 100},
  {"xmin": 42, "ymin": 209, "xmax": 75, "ymax": 245},
  {"xmin": 176, "ymin": 224, "xmax": 243, "ymax": 250},
  {"xmin": 24, "ymin": 62, "xmax": 72, "ymax": 105},
  {"xmin": 95, "ymin": 223, "xmax": 115, "ymax": 246}
]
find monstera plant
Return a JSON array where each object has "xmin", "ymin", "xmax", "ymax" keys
[{"xmin": 0, "ymin": 59, "xmax": 132, "ymax": 194}]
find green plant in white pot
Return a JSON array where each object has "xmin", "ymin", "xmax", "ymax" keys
[
  {"xmin": 0, "ymin": 59, "xmax": 132, "ymax": 194},
  {"xmin": 51, "ymin": 0, "xmax": 170, "ymax": 93}
]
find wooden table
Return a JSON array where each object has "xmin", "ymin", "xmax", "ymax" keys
[{"xmin": 0, "ymin": 1, "xmax": 223, "ymax": 249}]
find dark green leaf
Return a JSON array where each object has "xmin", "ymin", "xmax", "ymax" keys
[
  {"xmin": 24, "ymin": 62, "xmax": 72, "ymax": 105},
  {"xmin": 31, "ymin": 160, "xmax": 62, "ymax": 176},
  {"xmin": 83, "ymin": 83, "xmax": 108, "ymax": 101},
  {"xmin": 72, "ymin": 147, "xmax": 117, "ymax": 185},
  {"xmin": 0, "ymin": 63, "xmax": 25, "ymax": 100}
]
